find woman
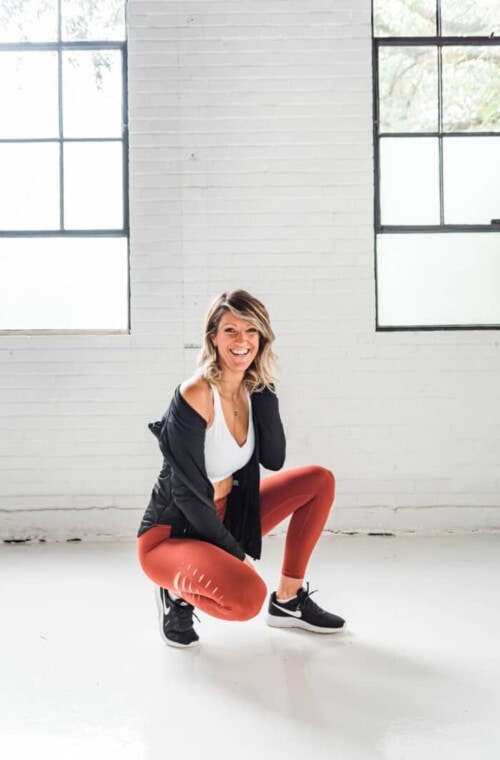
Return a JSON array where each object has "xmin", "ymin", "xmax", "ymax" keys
[{"xmin": 137, "ymin": 290, "xmax": 345, "ymax": 647}]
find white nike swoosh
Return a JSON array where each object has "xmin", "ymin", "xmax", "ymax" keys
[
  {"xmin": 272, "ymin": 601, "xmax": 302, "ymax": 618},
  {"xmin": 162, "ymin": 594, "xmax": 171, "ymax": 616}
]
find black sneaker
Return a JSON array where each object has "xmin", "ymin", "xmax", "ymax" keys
[
  {"xmin": 154, "ymin": 586, "xmax": 200, "ymax": 648},
  {"xmin": 266, "ymin": 583, "xmax": 345, "ymax": 634}
]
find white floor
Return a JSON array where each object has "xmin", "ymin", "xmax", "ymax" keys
[{"xmin": 1, "ymin": 533, "xmax": 500, "ymax": 760}]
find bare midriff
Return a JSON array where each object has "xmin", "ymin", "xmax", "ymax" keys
[{"xmin": 213, "ymin": 474, "xmax": 234, "ymax": 501}]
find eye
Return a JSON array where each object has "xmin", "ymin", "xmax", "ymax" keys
[{"xmin": 247, "ymin": 327, "xmax": 258, "ymax": 334}]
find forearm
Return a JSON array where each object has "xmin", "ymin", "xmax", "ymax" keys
[{"xmin": 252, "ymin": 388, "xmax": 286, "ymax": 469}]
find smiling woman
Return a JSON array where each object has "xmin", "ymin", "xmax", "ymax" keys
[
  {"xmin": 213, "ymin": 312, "xmax": 260, "ymax": 372},
  {"xmin": 137, "ymin": 289, "xmax": 346, "ymax": 648}
]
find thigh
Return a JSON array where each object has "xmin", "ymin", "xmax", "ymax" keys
[
  {"xmin": 138, "ymin": 527, "xmax": 262, "ymax": 602},
  {"xmin": 259, "ymin": 466, "xmax": 324, "ymax": 536},
  {"xmin": 139, "ymin": 530, "xmax": 241, "ymax": 590},
  {"xmin": 260, "ymin": 465, "xmax": 335, "ymax": 536},
  {"xmin": 138, "ymin": 527, "xmax": 267, "ymax": 619}
]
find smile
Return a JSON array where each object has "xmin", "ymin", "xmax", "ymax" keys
[{"xmin": 229, "ymin": 349, "xmax": 251, "ymax": 356}]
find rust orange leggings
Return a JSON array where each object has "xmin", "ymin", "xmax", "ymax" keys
[{"xmin": 137, "ymin": 465, "xmax": 334, "ymax": 621}]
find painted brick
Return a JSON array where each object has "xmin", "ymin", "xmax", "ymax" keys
[{"xmin": 1, "ymin": 1, "xmax": 498, "ymax": 540}]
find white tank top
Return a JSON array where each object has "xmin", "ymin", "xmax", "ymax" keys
[{"xmin": 204, "ymin": 384, "xmax": 255, "ymax": 484}]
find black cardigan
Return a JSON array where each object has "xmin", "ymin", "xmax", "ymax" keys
[{"xmin": 137, "ymin": 384, "xmax": 286, "ymax": 560}]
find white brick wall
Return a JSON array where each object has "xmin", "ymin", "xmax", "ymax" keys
[{"xmin": 1, "ymin": 0, "xmax": 499, "ymax": 541}]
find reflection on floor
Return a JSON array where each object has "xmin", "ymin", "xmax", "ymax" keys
[{"xmin": 1, "ymin": 533, "xmax": 499, "ymax": 760}]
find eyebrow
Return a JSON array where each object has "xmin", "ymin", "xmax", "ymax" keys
[{"xmin": 222, "ymin": 325, "xmax": 256, "ymax": 330}]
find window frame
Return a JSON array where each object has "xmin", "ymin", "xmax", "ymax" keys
[
  {"xmin": 0, "ymin": 38, "xmax": 129, "ymax": 238},
  {"xmin": 372, "ymin": 3, "xmax": 500, "ymax": 331}
]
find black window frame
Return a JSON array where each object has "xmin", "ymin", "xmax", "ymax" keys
[
  {"xmin": 372, "ymin": 1, "xmax": 500, "ymax": 331},
  {"xmin": 0, "ymin": 24, "xmax": 128, "ymax": 239}
]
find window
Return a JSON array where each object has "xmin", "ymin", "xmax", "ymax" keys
[
  {"xmin": 373, "ymin": 0, "xmax": 500, "ymax": 329},
  {"xmin": 0, "ymin": 0, "xmax": 128, "ymax": 331}
]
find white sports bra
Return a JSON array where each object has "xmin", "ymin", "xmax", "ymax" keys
[{"xmin": 204, "ymin": 384, "xmax": 255, "ymax": 484}]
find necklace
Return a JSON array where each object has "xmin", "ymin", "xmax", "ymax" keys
[{"xmin": 218, "ymin": 385, "xmax": 243, "ymax": 416}]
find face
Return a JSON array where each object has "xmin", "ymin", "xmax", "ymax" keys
[{"xmin": 211, "ymin": 311, "xmax": 261, "ymax": 375}]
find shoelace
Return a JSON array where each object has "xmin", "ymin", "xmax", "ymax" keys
[
  {"xmin": 296, "ymin": 582, "xmax": 321, "ymax": 613},
  {"xmin": 172, "ymin": 598, "xmax": 200, "ymax": 626}
]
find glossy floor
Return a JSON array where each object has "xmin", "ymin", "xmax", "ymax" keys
[{"xmin": 1, "ymin": 533, "xmax": 499, "ymax": 760}]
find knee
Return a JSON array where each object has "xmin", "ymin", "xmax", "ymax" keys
[
  {"xmin": 231, "ymin": 574, "xmax": 268, "ymax": 622},
  {"xmin": 137, "ymin": 540, "xmax": 151, "ymax": 576},
  {"xmin": 311, "ymin": 465, "xmax": 335, "ymax": 502}
]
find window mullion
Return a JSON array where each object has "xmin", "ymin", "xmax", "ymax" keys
[
  {"xmin": 437, "ymin": 44, "xmax": 444, "ymax": 226},
  {"xmin": 57, "ymin": 0, "xmax": 64, "ymax": 231},
  {"xmin": 121, "ymin": 46, "xmax": 129, "ymax": 234},
  {"xmin": 373, "ymin": 41, "xmax": 381, "ymax": 231},
  {"xmin": 58, "ymin": 47, "xmax": 64, "ymax": 231}
]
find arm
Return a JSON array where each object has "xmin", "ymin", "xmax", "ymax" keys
[
  {"xmin": 252, "ymin": 385, "xmax": 286, "ymax": 470},
  {"xmin": 150, "ymin": 385, "xmax": 246, "ymax": 560},
  {"xmin": 170, "ymin": 468, "xmax": 245, "ymax": 560}
]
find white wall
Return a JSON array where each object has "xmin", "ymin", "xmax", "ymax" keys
[{"xmin": 1, "ymin": 0, "xmax": 499, "ymax": 541}]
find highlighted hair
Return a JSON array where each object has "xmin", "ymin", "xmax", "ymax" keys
[{"xmin": 197, "ymin": 290, "xmax": 279, "ymax": 392}]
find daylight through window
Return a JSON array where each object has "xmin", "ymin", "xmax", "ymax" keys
[
  {"xmin": 373, "ymin": 0, "xmax": 500, "ymax": 329},
  {"xmin": 0, "ymin": 0, "xmax": 128, "ymax": 331}
]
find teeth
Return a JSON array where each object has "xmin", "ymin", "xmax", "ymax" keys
[{"xmin": 230, "ymin": 349, "xmax": 250, "ymax": 355}]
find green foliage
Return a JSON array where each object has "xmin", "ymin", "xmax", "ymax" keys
[
  {"xmin": 375, "ymin": 2, "xmax": 500, "ymax": 133},
  {"xmin": 0, "ymin": 0, "xmax": 125, "ymax": 43}
]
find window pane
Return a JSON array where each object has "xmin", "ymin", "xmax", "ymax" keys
[
  {"xmin": 0, "ymin": 0, "xmax": 57, "ymax": 42},
  {"xmin": 441, "ymin": 0, "xmax": 500, "ymax": 37},
  {"xmin": 0, "ymin": 51, "xmax": 59, "ymax": 139},
  {"xmin": 63, "ymin": 51, "xmax": 123, "ymax": 138},
  {"xmin": 62, "ymin": 0, "xmax": 126, "ymax": 41},
  {"xmin": 377, "ymin": 233, "xmax": 500, "ymax": 327},
  {"xmin": 443, "ymin": 137, "xmax": 500, "ymax": 224},
  {"xmin": 0, "ymin": 143, "xmax": 59, "ymax": 230},
  {"xmin": 0, "ymin": 237, "xmax": 128, "ymax": 330},
  {"xmin": 443, "ymin": 47, "xmax": 500, "ymax": 133},
  {"xmin": 373, "ymin": 0, "xmax": 436, "ymax": 37},
  {"xmin": 380, "ymin": 138, "xmax": 440, "ymax": 225},
  {"xmin": 64, "ymin": 142, "xmax": 123, "ymax": 230},
  {"xmin": 379, "ymin": 46, "xmax": 438, "ymax": 132}
]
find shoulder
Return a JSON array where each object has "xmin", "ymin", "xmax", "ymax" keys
[
  {"xmin": 250, "ymin": 384, "xmax": 278, "ymax": 403},
  {"xmin": 179, "ymin": 375, "xmax": 214, "ymax": 425}
]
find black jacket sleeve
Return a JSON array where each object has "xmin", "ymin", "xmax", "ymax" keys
[
  {"xmin": 251, "ymin": 385, "xmax": 286, "ymax": 471},
  {"xmin": 151, "ymin": 389, "xmax": 246, "ymax": 560}
]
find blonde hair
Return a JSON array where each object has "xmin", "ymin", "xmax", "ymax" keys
[{"xmin": 197, "ymin": 290, "xmax": 279, "ymax": 392}]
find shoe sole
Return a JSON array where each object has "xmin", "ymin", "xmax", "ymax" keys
[
  {"xmin": 164, "ymin": 637, "xmax": 199, "ymax": 649},
  {"xmin": 266, "ymin": 613, "xmax": 346, "ymax": 634},
  {"xmin": 154, "ymin": 587, "xmax": 200, "ymax": 648}
]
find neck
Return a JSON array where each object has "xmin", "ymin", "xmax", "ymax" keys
[{"xmin": 218, "ymin": 371, "xmax": 245, "ymax": 399}]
